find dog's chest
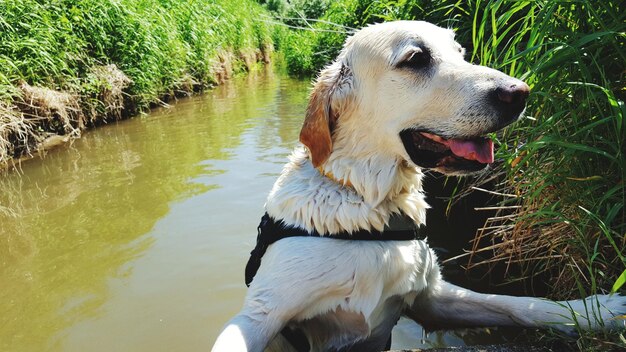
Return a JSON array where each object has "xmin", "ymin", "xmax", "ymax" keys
[
  {"xmin": 298, "ymin": 295, "xmax": 406, "ymax": 352},
  {"xmin": 257, "ymin": 237, "xmax": 438, "ymax": 351}
]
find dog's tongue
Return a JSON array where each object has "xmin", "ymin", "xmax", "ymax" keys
[{"xmin": 447, "ymin": 138, "xmax": 494, "ymax": 164}]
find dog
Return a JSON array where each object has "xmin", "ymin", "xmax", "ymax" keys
[{"xmin": 212, "ymin": 21, "xmax": 626, "ymax": 352}]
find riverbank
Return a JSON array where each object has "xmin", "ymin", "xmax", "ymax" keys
[{"xmin": 0, "ymin": 0, "xmax": 276, "ymax": 168}]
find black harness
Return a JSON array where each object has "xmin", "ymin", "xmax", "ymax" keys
[{"xmin": 244, "ymin": 212, "xmax": 424, "ymax": 352}]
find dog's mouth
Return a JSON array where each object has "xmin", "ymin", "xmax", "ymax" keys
[{"xmin": 399, "ymin": 130, "xmax": 494, "ymax": 174}]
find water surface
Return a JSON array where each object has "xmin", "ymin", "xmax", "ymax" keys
[{"xmin": 1, "ymin": 69, "xmax": 525, "ymax": 351}]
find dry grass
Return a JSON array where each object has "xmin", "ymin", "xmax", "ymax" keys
[
  {"xmin": 18, "ymin": 81, "xmax": 84, "ymax": 135},
  {"xmin": 462, "ymin": 174, "xmax": 626, "ymax": 301},
  {"xmin": 240, "ymin": 48, "xmax": 257, "ymax": 71},
  {"xmin": 211, "ymin": 50, "xmax": 236, "ymax": 85},
  {"xmin": 260, "ymin": 43, "xmax": 274, "ymax": 64},
  {"xmin": 88, "ymin": 64, "xmax": 132, "ymax": 122},
  {"xmin": 0, "ymin": 103, "xmax": 35, "ymax": 166},
  {"xmin": 1, "ymin": 83, "xmax": 86, "ymax": 168},
  {"xmin": 174, "ymin": 73, "xmax": 200, "ymax": 96}
]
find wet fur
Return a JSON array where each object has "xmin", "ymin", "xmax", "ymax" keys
[{"xmin": 213, "ymin": 21, "xmax": 626, "ymax": 352}]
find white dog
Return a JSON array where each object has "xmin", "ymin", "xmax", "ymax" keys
[{"xmin": 213, "ymin": 21, "xmax": 625, "ymax": 352}]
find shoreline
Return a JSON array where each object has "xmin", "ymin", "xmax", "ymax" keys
[
  {"xmin": 2, "ymin": 57, "xmax": 272, "ymax": 172},
  {"xmin": 0, "ymin": 0, "xmax": 276, "ymax": 171}
]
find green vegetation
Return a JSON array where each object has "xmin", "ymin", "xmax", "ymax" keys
[
  {"xmin": 0, "ymin": 0, "xmax": 275, "ymax": 165},
  {"xmin": 268, "ymin": 0, "xmax": 625, "ymax": 349},
  {"xmin": 1, "ymin": 0, "xmax": 624, "ymax": 348}
]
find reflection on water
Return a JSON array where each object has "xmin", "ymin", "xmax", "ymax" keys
[{"xmin": 1, "ymin": 69, "xmax": 527, "ymax": 351}]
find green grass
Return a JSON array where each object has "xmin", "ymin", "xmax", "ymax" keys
[
  {"xmin": 0, "ymin": 0, "xmax": 278, "ymax": 164},
  {"xmin": 270, "ymin": 0, "xmax": 625, "ymax": 348},
  {"xmin": 0, "ymin": 0, "xmax": 275, "ymax": 106},
  {"xmin": 464, "ymin": 0, "xmax": 625, "ymax": 306}
]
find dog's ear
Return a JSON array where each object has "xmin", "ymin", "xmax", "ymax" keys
[{"xmin": 300, "ymin": 62, "xmax": 351, "ymax": 167}]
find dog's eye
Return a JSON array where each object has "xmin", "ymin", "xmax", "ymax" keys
[{"xmin": 398, "ymin": 48, "xmax": 430, "ymax": 70}]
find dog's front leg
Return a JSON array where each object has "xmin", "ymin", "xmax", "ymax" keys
[
  {"xmin": 408, "ymin": 281, "xmax": 626, "ymax": 334},
  {"xmin": 213, "ymin": 277, "xmax": 304, "ymax": 352},
  {"xmin": 212, "ymin": 237, "xmax": 365, "ymax": 351},
  {"xmin": 212, "ymin": 308, "xmax": 284, "ymax": 352}
]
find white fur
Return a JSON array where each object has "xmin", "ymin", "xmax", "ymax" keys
[{"xmin": 213, "ymin": 21, "xmax": 626, "ymax": 352}]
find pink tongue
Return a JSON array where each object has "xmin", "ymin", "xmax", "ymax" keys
[{"xmin": 447, "ymin": 139, "xmax": 494, "ymax": 164}]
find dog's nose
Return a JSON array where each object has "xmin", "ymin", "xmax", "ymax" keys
[
  {"xmin": 495, "ymin": 82, "xmax": 530, "ymax": 106},
  {"xmin": 491, "ymin": 81, "xmax": 530, "ymax": 127}
]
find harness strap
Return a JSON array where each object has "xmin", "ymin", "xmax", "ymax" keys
[
  {"xmin": 281, "ymin": 326, "xmax": 310, "ymax": 352},
  {"xmin": 245, "ymin": 212, "xmax": 423, "ymax": 287}
]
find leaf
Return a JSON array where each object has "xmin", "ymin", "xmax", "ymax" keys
[{"xmin": 611, "ymin": 269, "xmax": 626, "ymax": 294}]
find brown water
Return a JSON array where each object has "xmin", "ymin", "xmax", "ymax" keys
[{"xmin": 0, "ymin": 69, "xmax": 524, "ymax": 351}]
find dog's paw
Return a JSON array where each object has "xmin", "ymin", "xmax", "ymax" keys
[
  {"xmin": 569, "ymin": 293, "xmax": 626, "ymax": 331},
  {"xmin": 596, "ymin": 293, "xmax": 626, "ymax": 329}
]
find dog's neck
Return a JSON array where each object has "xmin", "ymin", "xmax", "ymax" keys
[{"xmin": 264, "ymin": 147, "xmax": 428, "ymax": 235}]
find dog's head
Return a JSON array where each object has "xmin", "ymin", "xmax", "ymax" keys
[{"xmin": 300, "ymin": 21, "xmax": 529, "ymax": 175}]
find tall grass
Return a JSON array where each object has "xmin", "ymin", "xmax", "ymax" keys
[
  {"xmin": 272, "ymin": 0, "xmax": 625, "ymax": 347},
  {"xmin": 0, "ymin": 0, "xmax": 275, "ymax": 105},
  {"xmin": 464, "ymin": 0, "xmax": 625, "ymax": 297},
  {"xmin": 0, "ymin": 0, "xmax": 276, "ymax": 165}
]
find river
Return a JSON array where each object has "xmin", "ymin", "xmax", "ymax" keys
[{"xmin": 0, "ymin": 69, "xmax": 529, "ymax": 351}]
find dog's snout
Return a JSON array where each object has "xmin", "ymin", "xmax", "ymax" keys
[
  {"xmin": 495, "ymin": 83, "xmax": 530, "ymax": 106},
  {"xmin": 491, "ymin": 81, "xmax": 530, "ymax": 127}
]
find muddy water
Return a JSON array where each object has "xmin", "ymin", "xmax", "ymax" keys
[{"xmin": 1, "ymin": 70, "xmax": 525, "ymax": 351}]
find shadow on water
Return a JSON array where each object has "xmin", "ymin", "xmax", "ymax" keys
[{"xmin": 1, "ymin": 68, "xmax": 539, "ymax": 351}]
